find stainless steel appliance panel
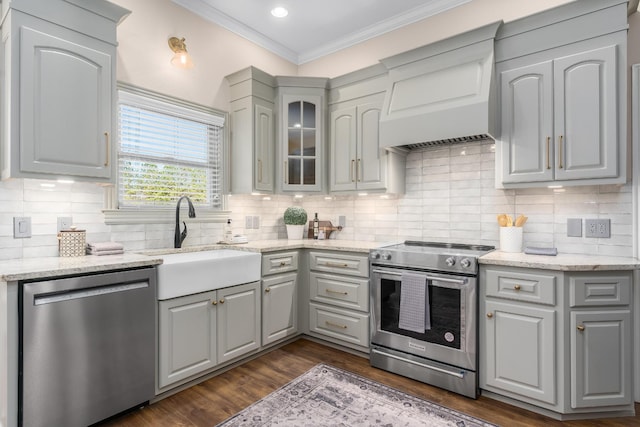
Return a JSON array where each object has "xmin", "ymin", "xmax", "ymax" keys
[
  {"xmin": 20, "ymin": 268, "xmax": 156, "ymax": 427},
  {"xmin": 370, "ymin": 266, "xmax": 477, "ymax": 371}
]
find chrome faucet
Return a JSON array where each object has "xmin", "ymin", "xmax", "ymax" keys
[{"xmin": 174, "ymin": 196, "xmax": 196, "ymax": 248}]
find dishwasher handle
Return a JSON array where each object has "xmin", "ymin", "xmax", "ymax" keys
[{"xmin": 33, "ymin": 282, "xmax": 149, "ymax": 305}]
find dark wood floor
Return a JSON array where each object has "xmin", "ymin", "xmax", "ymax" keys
[{"xmin": 103, "ymin": 338, "xmax": 640, "ymax": 426}]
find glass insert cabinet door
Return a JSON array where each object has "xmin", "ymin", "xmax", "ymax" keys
[{"xmin": 282, "ymin": 94, "xmax": 322, "ymax": 191}]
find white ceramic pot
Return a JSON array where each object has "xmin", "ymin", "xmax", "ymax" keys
[{"xmin": 286, "ymin": 224, "xmax": 305, "ymax": 240}]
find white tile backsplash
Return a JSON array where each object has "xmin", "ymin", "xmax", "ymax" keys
[{"xmin": 0, "ymin": 140, "xmax": 633, "ymax": 260}]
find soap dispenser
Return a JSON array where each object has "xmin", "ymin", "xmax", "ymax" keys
[{"xmin": 224, "ymin": 219, "xmax": 233, "ymax": 243}]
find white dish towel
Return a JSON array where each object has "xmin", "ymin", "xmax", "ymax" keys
[{"xmin": 398, "ymin": 272, "xmax": 431, "ymax": 333}]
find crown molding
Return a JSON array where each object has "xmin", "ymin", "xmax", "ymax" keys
[{"xmin": 172, "ymin": 0, "xmax": 471, "ymax": 65}]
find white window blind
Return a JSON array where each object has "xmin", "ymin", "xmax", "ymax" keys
[{"xmin": 117, "ymin": 90, "xmax": 225, "ymax": 209}]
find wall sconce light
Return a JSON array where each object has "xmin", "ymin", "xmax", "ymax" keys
[{"xmin": 168, "ymin": 37, "xmax": 194, "ymax": 69}]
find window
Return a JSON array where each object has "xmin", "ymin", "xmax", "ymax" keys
[{"xmin": 117, "ymin": 88, "xmax": 225, "ymax": 210}]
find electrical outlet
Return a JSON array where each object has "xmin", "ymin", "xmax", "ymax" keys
[
  {"xmin": 585, "ymin": 219, "xmax": 610, "ymax": 238},
  {"xmin": 253, "ymin": 216, "xmax": 260, "ymax": 229},
  {"xmin": 338, "ymin": 215, "xmax": 346, "ymax": 228},
  {"xmin": 57, "ymin": 216, "xmax": 73, "ymax": 232},
  {"xmin": 245, "ymin": 216, "xmax": 253, "ymax": 229},
  {"xmin": 13, "ymin": 217, "xmax": 32, "ymax": 238}
]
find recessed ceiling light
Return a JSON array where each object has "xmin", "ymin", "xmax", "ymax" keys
[{"xmin": 271, "ymin": 6, "xmax": 288, "ymax": 18}]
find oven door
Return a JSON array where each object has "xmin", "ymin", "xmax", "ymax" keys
[{"xmin": 370, "ymin": 265, "xmax": 477, "ymax": 371}]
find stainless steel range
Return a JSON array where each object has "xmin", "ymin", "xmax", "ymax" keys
[{"xmin": 369, "ymin": 241, "xmax": 494, "ymax": 399}]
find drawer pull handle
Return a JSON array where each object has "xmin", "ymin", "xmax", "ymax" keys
[
  {"xmin": 513, "ymin": 285, "xmax": 521, "ymax": 291},
  {"xmin": 219, "ymin": 298, "xmax": 225, "ymax": 304},
  {"xmin": 265, "ymin": 287, "xmax": 271, "ymax": 293},
  {"xmin": 325, "ymin": 262, "xmax": 349, "ymax": 268},
  {"xmin": 487, "ymin": 312, "xmax": 493, "ymax": 318},
  {"xmin": 211, "ymin": 300, "xmax": 217, "ymax": 305},
  {"xmin": 326, "ymin": 320, "xmax": 347, "ymax": 329},
  {"xmin": 577, "ymin": 325, "xmax": 585, "ymax": 332},
  {"xmin": 279, "ymin": 261, "xmax": 287, "ymax": 267},
  {"xmin": 326, "ymin": 289, "xmax": 348, "ymax": 296}
]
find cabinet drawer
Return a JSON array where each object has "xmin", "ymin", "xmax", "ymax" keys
[
  {"xmin": 485, "ymin": 268, "xmax": 556, "ymax": 305},
  {"xmin": 569, "ymin": 273, "xmax": 631, "ymax": 307},
  {"xmin": 309, "ymin": 251, "xmax": 369, "ymax": 277},
  {"xmin": 309, "ymin": 303, "xmax": 369, "ymax": 348},
  {"xmin": 309, "ymin": 272, "xmax": 369, "ymax": 312},
  {"xmin": 262, "ymin": 251, "xmax": 298, "ymax": 275}
]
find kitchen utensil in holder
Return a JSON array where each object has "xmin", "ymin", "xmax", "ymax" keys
[
  {"xmin": 499, "ymin": 227, "xmax": 523, "ymax": 253},
  {"xmin": 58, "ymin": 226, "xmax": 86, "ymax": 257}
]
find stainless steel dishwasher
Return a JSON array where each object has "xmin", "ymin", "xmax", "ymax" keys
[{"xmin": 19, "ymin": 268, "xmax": 156, "ymax": 427}]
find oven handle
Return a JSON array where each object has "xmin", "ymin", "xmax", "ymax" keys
[
  {"xmin": 371, "ymin": 269, "xmax": 467, "ymax": 286},
  {"xmin": 371, "ymin": 348, "xmax": 465, "ymax": 379}
]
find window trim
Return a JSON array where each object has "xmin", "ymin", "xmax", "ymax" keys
[{"xmin": 104, "ymin": 82, "xmax": 230, "ymax": 225}]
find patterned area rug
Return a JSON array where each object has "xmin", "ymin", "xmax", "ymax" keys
[{"xmin": 216, "ymin": 364, "xmax": 497, "ymax": 426}]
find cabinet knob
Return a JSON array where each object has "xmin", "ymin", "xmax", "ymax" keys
[
  {"xmin": 219, "ymin": 298, "xmax": 225, "ymax": 304},
  {"xmin": 211, "ymin": 300, "xmax": 217, "ymax": 305},
  {"xmin": 514, "ymin": 285, "xmax": 521, "ymax": 291},
  {"xmin": 265, "ymin": 287, "xmax": 271, "ymax": 293},
  {"xmin": 577, "ymin": 324, "xmax": 585, "ymax": 332},
  {"xmin": 487, "ymin": 312, "xmax": 493, "ymax": 318},
  {"xmin": 279, "ymin": 261, "xmax": 286, "ymax": 267}
]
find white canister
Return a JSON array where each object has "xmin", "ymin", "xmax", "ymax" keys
[{"xmin": 499, "ymin": 227, "xmax": 523, "ymax": 253}]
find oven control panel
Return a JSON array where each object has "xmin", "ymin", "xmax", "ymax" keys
[
  {"xmin": 370, "ymin": 251, "xmax": 479, "ymax": 274},
  {"xmin": 370, "ymin": 251, "xmax": 391, "ymax": 261}
]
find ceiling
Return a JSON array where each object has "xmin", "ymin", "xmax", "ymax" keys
[{"xmin": 172, "ymin": 0, "xmax": 471, "ymax": 64}]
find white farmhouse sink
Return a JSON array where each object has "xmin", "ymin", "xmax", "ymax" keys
[{"xmin": 157, "ymin": 250, "xmax": 261, "ymax": 300}]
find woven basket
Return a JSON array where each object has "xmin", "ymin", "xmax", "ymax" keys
[{"xmin": 58, "ymin": 227, "xmax": 86, "ymax": 257}]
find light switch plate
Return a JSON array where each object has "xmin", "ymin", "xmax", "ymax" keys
[
  {"xmin": 13, "ymin": 216, "xmax": 32, "ymax": 238},
  {"xmin": 338, "ymin": 215, "xmax": 346, "ymax": 228},
  {"xmin": 57, "ymin": 216, "xmax": 73, "ymax": 232},
  {"xmin": 245, "ymin": 216, "xmax": 253, "ymax": 229},
  {"xmin": 253, "ymin": 216, "xmax": 260, "ymax": 229},
  {"xmin": 567, "ymin": 218, "xmax": 582, "ymax": 237}
]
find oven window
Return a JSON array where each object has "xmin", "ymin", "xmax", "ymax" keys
[{"xmin": 380, "ymin": 277, "xmax": 462, "ymax": 349}]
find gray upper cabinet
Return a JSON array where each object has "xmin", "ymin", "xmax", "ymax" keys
[
  {"xmin": 328, "ymin": 65, "xmax": 406, "ymax": 194},
  {"xmin": 495, "ymin": 0, "xmax": 628, "ymax": 188},
  {"xmin": 226, "ymin": 67, "xmax": 276, "ymax": 194},
  {"xmin": 330, "ymin": 95, "xmax": 384, "ymax": 192},
  {"xmin": 277, "ymin": 77, "xmax": 328, "ymax": 193},
  {"xmin": 1, "ymin": 0, "xmax": 129, "ymax": 182}
]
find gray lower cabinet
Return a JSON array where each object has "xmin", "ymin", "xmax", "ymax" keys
[
  {"xmin": 158, "ymin": 291, "xmax": 217, "ymax": 389},
  {"xmin": 157, "ymin": 281, "xmax": 261, "ymax": 391},
  {"xmin": 217, "ymin": 282, "xmax": 261, "ymax": 363},
  {"xmin": 307, "ymin": 251, "xmax": 370, "ymax": 351},
  {"xmin": 262, "ymin": 273, "xmax": 298, "ymax": 345},
  {"xmin": 480, "ymin": 265, "xmax": 634, "ymax": 418},
  {"xmin": 261, "ymin": 251, "xmax": 299, "ymax": 346},
  {"xmin": 568, "ymin": 273, "xmax": 632, "ymax": 409}
]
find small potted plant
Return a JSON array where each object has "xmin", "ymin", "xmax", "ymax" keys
[{"xmin": 283, "ymin": 206, "xmax": 307, "ymax": 240}]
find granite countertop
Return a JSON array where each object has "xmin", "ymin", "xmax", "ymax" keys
[
  {"xmin": 3, "ymin": 241, "xmax": 639, "ymax": 282},
  {"xmin": 0, "ymin": 240, "xmax": 382, "ymax": 282},
  {"xmin": 140, "ymin": 239, "xmax": 386, "ymax": 256},
  {"xmin": 0, "ymin": 253, "xmax": 164, "ymax": 282},
  {"xmin": 480, "ymin": 250, "xmax": 640, "ymax": 271}
]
